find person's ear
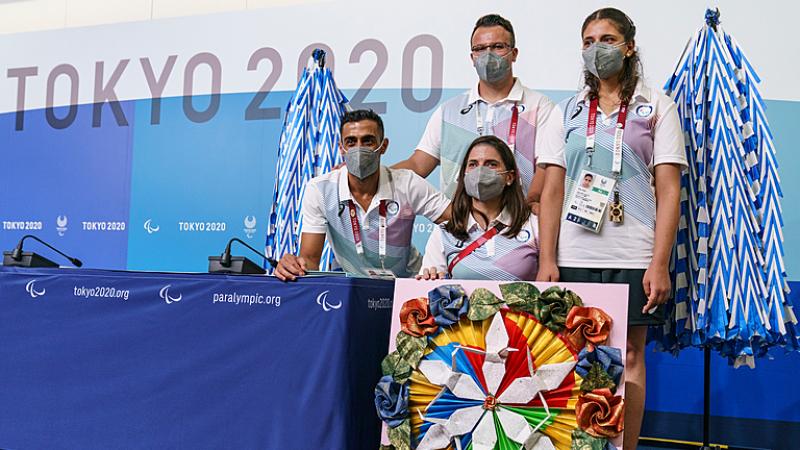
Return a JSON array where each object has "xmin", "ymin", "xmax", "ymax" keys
[
  {"xmin": 511, "ymin": 47, "xmax": 518, "ymax": 63},
  {"xmin": 379, "ymin": 138, "xmax": 389, "ymax": 155},
  {"xmin": 625, "ymin": 40, "xmax": 636, "ymax": 58},
  {"xmin": 505, "ymin": 170, "xmax": 516, "ymax": 186}
]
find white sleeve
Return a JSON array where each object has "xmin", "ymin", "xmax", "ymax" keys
[
  {"xmin": 415, "ymin": 105, "xmax": 444, "ymax": 160},
  {"xmin": 652, "ymin": 97, "xmax": 689, "ymax": 168},
  {"xmin": 403, "ymin": 170, "xmax": 450, "ymax": 221},
  {"xmin": 420, "ymin": 226, "xmax": 447, "ymax": 275},
  {"xmin": 299, "ymin": 181, "xmax": 328, "ymax": 234},
  {"xmin": 534, "ymin": 99, "xmax": 566, "ymax": 168}
]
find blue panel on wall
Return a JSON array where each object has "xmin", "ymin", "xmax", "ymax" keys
[
  {"xmin": 126, "ymin": 93, "xmax": 286, "ymax": 272},
  {"xmin": 0, "ymin": 103, "xmax": 133, "ymax": 269}
]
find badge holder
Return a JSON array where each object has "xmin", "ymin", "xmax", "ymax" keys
[{"xmin": 564, "ymin": 169, "xmax": 616, "ymax": 233}]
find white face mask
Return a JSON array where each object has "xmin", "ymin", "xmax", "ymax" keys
[
  {"xmin": 463, "ymin": 166, "xmax": 509, "ymax": 201},
  {"xmin": 582, "ymin": 42, "xmax": 627, "ymax": 79}
]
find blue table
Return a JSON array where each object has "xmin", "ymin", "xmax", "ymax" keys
[{"xmin": 0, "ymin": 267, "xmax": 394, "ymax": 449}]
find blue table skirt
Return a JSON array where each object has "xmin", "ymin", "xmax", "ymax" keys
[{"xmin": 0, "ymin": 267, "xmax": 394, "ymax": 449}]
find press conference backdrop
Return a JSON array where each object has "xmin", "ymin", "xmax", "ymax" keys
[{"xmin": 1, "ymin": 0, "xmax": 799, "ymax": 445}]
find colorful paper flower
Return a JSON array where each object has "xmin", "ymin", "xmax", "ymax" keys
[
  {"xmin": 428, "ymin": 284, "xmax": 469, "ymax": 327},
  {"xmin": 566, "ymin": 306, "xmax": 613, "ymax": 350},
  {"xmin": 529, "ymin": 287, "xmax": 583, "ymax": 331},
  {"xmin": 575, "ymin": 388, "xmax": 625, "ymax": 438},
  {"xmin": 414, "ymin": 312, "xmax": 576, "ymax": 449},
  {"xmin": 375, "ymin": 375, "xmax": 410, "ymax": 428},
  {"xmin": 400, "ymin": 297, "xmax": 438, "ymax": 337},
  {"xmin": 576, "ymin": 346, "xmax": 624, "ymax": 388},
  {"xmin": 379, "ymin": 287, "xmax": 618, "ymax": 449}
]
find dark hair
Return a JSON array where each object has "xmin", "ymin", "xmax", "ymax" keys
[
  {"xmin": 471, "ymin": 14, "xmax": 515, "ymax": 47},
  {"xmin": 340, "ymin": 109, "xmax": 384, "ymax": 140},
  {"xmin": 581, "ymin": 8, "xmax": 641, "ymax": 103},
  {"xmin": 444, "ymin": 135, "xmax": 528, "ymax": 242}
]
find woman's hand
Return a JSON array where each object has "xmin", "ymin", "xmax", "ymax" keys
[
  {"xmin": 642, "ymin": 262, "xmax": 671, "ymax": 314},
  {"xmin": 536, "ymin": 260, "xmax": 560, "ymax": 282},
  {"xmin": 416, "ymin": 267, "xmax": 446, "ymax": 280}
]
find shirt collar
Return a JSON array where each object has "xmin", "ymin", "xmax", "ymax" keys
[
  {"xmin": 467, "ymin": 78, "xmax": 524, "ymax": 105},
  {"xmin": 466, "ymin": 207, "xmax": 513, "ymax": 231},
  {"xmin": 337, "ymin": 165, "xmax": 393, "ymax": 206},
  {"xmin": 577, "ymin": 79, "xmax": 651, "ymax": 105}
]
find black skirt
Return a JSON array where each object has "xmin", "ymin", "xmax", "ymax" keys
[{"xmin": 559, "ymin": 267, "xmax": 666, "ymax": 326}]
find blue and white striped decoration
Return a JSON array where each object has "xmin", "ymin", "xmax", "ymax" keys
[
  {"xmin": 653, "ymin": 9, "xmax": 796, "ymax": 366},
  {"xmin": 265, "ymin": 49, "xmax": 349, "ymax": 271}
]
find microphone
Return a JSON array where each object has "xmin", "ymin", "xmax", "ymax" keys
[
  {"xmin": 3, "ymin": 234, "xmax": 83, "ymax": 268},
  {"xmin": 208, "ymin": 237, "xmax": 275, "ymax": 275}
]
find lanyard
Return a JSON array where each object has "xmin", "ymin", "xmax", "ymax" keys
[
  {"xmin": 586, "ymin": 98, "xmax": 629, "ymax": 175},
  {"xmin": 347, "ymin": 199, "xmax": 387, "ymax": 263},
  {"xmin": 476, "ymin": 102, "xmax": 520, "ymax": 153},
  {"xmin": 447, "ymin": 223, "xmax": 506, "ymax": 275}
]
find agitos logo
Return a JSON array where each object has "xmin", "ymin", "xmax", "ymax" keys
[
  {"xmin": 143, "ymin": 219, "xmax": 160, "ymax": 234},
  {"xmin": 316, "ymin": 290, "xmax": 342, "ymax": 312},
  {"xmin": 25, "ymin": 280, "xmax": 46, "ymax": 298},
  {"xmin": 159, "ymin": 285, "xmax": 182, "ymax": 304}
]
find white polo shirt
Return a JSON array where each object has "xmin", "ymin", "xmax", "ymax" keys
[
  {"xmin": 557, "ymin": 81, "xmax": 688, "ymax": 269},
  {"xmin": 301, "ymin": 166, "xmax": 450, "ymax": 277},
  {"xmin": 421, "ymin": 208, "xmax": 539, "ymax": 280},
  {"xmin": 416, "ymin": 78, "xmax": 566, "ymax": 197}
]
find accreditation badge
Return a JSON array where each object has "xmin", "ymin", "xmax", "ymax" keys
[
  {"xmin": 364, "ymin": 267, "xmax": 396, "ymax": 280},
  {"xmin": 563, "ymin": 169, "xmax": 616, "ymax": 233}
]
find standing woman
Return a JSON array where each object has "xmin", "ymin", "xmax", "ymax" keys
[{"xmin": 557, "ymin": 8, "xmax": 686, "ymax": 448}]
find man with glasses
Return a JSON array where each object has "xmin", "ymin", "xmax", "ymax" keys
[
  {"xmin": 393, "ymin": 14, "xmax": 566, "ymax": 281},
  {"xmin": 275, "ymin": 109, "xmax": 452, "ymax": 281}
]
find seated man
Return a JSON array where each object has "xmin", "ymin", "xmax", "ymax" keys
[{"xmin": 275, "ymin": 109, "xmax": 451, "ymax": 280}]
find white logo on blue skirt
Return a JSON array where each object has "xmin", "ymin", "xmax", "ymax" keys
[{"xmin": 636, "ymin": 105, "xmax": 654, "ymax": 117}]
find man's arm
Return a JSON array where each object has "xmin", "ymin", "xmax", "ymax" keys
[
  {"xmin": 275, "ymin": 180, "xmax": 327, "ymax": 281},
  {"xmin": 403, "ymin": 169, "xmax": 451, "ymax": 224},
  {"xmin": 526, "ymin": 166, "xmax": 546, "ymax": 215},
  {"xmin": 391, "ymin": 149, "xmax": 439, "ymax": 178},
  {"xmin": 393, "ymin": 105, "xmax": 443, "ymax": 177},
  {"xmin": 433, "ymin": 204, "xmax": 452, "ymax": 224},
  {"xmin": 536, "ymin": 164, "xmax": 565, "ymax": 281},
  {"xmin": 274, "ymin": 232, "xmax": 325, "ymax": 281}
]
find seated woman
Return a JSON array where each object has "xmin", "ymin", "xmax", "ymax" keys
[{"xmin": 418, "ymin": 135, "xmax": 538, "ymax": 280}]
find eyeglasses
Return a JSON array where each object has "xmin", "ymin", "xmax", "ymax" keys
[{"xmin": 470, "ymin": 42, "xmax": 513, "ymax": 57}]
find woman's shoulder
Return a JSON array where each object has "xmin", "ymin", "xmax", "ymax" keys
[{"xmin": 634, "ymin": 81, "xmax": 675, "ymax": 109}]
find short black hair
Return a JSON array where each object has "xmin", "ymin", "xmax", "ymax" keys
[
  {"xmin": 340, "ymin": 109, "xmax": 384, "ymax": 140},
  {"xmin": 471, "ymin": 14, "xmax": 515, "ymax": 48}
]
